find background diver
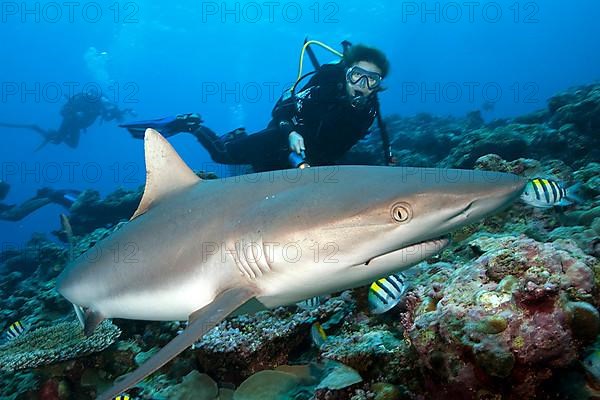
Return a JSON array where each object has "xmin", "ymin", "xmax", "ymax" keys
[
  {"xmin": 0, "ymin": 93, "xmax": 136, "ymax": 150},
  {"xmin": 0, "ymin": 180, "xmax": 80, "ymax": 222},
  {"xmin": 121, "ymin": 41, "xmax": 395, "ymax": 172}
]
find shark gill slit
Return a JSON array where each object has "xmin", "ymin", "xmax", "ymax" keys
[
  {"xmin": 238, "ymin": 247, "xmax": 257, "ymax": 279},
  {"xmin": 255, "ymin": 238, "xmax": 272, "ymax": 275},
  {"xmin": 230, "ymin": 242, "xmax": 255, "ymax": 279}
]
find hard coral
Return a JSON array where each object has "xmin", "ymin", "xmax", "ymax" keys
[
  {"xmin": 0, "ymin": 320, "xmax": 120, "ymax": 372},
  {"xmin": 402, "ymin": 235, "xmax": 599, "ymax": 398}
]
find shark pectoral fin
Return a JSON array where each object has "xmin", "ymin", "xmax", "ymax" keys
[
  {"xmin": 72, "ymin": 305, "xmax": 105, "ymax": 336},
  {"xmin": 131, "ymin": 128, "xmax": 201, "ymax": 220},
  {"xmin": 228, "ymin": 297, "xmax": 268, "ymax": 317},
  {"xmin": 96, "ymin": 286, "xmax": 258, "ymax": 400}
]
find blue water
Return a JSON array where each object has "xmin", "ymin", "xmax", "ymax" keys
[{"xmin": 0, "ymin": 0, "xmax": 599, "ymax": 247}]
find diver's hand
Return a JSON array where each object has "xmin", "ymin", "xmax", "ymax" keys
[{"xmin": 289, "ymin": 131, "xmax": 305, "ymax": 155}]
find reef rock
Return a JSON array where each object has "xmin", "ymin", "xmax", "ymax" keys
[{"xmin": 401, "ymin": 235, "xmax": 599, "ymax": 399}]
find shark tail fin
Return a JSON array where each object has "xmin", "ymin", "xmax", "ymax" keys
[{"xmin": 96, "ymin": 286, "xmax": 258, "ymax": 400}]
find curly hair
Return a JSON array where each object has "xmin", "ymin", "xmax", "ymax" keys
[{"xmin": 343, "ymin": 44, "xmax": 390, "ymax": 78}]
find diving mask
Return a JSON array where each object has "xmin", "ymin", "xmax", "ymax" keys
[{"xmin": 346, "ymin": 66, "xmax": 383, "ymax": 90}]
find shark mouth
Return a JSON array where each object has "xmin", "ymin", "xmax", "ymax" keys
[{"xmin": 363, "ymin": 236, "xmax": 450, "ymax": 267}]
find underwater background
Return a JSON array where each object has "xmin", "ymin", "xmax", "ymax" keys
[
  {"xmin": 0, "ymin": 0, "xmax": 599, "ymax": 399},
  {"xmin": 1, "ymin": 0, "xmax": 599, "ymax": 246}
]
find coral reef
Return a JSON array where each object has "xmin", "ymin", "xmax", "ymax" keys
[
  {"xmin": 347, "ymin": 83, "xmax": 600, "ymax": 169},
  {"xmin": 0, "ymin": 83, "xmax": 598, "ymax": 399},
  {"xmin": 192, "ymin": 296, "xmax": 352, "ymax": 383},
  {"xmin": 0, "ymin": 320, "xmax": 121, "ymax": 372},
  {"xmin": 401, "ymin": 235, "xmax": 599, "ymax": 398}
]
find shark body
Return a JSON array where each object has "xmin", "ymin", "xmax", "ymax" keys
[{"xmin": 56, "ymin": 129, "xmax": 525, "ymax": 399}]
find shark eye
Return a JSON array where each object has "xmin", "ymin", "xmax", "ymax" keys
[{"xmin": 391, "ymin": 203, "xmax": 412, "ymax": 223}]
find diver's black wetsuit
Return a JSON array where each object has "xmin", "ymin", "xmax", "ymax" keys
[
  {"xmin": 194, "ymin": 62, "xmax": 379, "ymax": 172},
  {"xmin": 0, "ymin": 93, "xmax": 134, "ymax": 149},
  {"xmin": 51, "ymin": 94, "xmax": 133, "ymax": 148}
]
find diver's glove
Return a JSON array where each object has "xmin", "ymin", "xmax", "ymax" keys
[{"xmin": 288, "ymin": 131, "xmax": 305, "ymax": 155}]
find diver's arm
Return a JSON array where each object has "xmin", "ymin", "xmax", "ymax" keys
[
  {"xmin": 0, "ymin": 198, "xmax": 53, "ymax": 221},
  {"xmin": 271, "ymin": 95, "xmax": 304, "ymax": 155}
]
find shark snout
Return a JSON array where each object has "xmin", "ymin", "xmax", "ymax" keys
[
  {"xmin": 479, "ymin": 171, "xmax": 527, "ymax": 206},
  {"xmin": 449, "ymin": 171, "xmax": 526, "ymax": 224}
]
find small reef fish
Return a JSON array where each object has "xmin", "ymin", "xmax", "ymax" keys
[
  {"xmin": 310, "ymin": 322, "xmax": 328, "ymax": 348},
  {"xmin": 5, "ymin": 320, "xmax": 26, "ymax": 340},
  {"xmin": 368, "ymin": 273, "xmax": 407, "ymax": 314},
  {"xmin": 296, "ymin": 296, "xmax": 323, "ymax": 310},
  {"xmin": 520, "ymin": 178, "xmax": 580, "ymax": 208}
]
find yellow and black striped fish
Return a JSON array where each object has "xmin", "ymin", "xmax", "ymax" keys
[
  {"xmin": 5, "ymin": 320, "xmax": 25, "ymax": 340},
  {"xmin": 521, "ymin": 178, "xmax": 578, "ymax": 208},
  {"xmin": 114, "ymin": 395, "xmax": 130, "ymax": 400},
  {"xmin": 296, "ymin": 296, "xmax": 323, "ymax": 310},
  {"xmin": 368, "ymin": 273, "xmax": 407, "ymax": 314}
]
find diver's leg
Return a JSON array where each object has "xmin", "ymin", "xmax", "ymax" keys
[
  {"xmin": 63, "ymin": 129, "xmax": 80, "ymax": 148},
  {"xmin": 191, "ymin": 125, "xmax": 287, "ymax": 168},
  {"xmin": 190, "ymin": 126, "xmax": 233, "ymax": 163}
]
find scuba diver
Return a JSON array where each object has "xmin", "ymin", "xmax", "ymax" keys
[
  {"xmin": 0, "ymin": 180, "xmax": 80, "ymax": 222},
  {"xmin": 0, "ymin": 93, "xmax": 135, "ymax": 150},
  {"xmin": 121, "ymin": 40, "xmax": 394, "ymax": 172}
]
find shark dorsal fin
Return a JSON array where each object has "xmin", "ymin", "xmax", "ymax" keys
[{"xmin": 131, "ymin": 128, "xmax": 200, "ymax": 220}]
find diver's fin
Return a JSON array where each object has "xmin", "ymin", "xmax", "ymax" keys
[
  {"xmin": 0, "ymin": 123, "xmax": 53, "ymax": 151},
  {"xmin": 119, "ymin": 115, "xmax": 179, "ymax": 138},
  {"xmin": 131, "ymin": 129, "xmax": 201, "ymax": 220},
  {"xmin": 96, "ymin": 286, "xmax": 258, "ymax": 400},
  {"xmin": 0, "ymin": 122, "xmax": 47, "ymax": 135}
]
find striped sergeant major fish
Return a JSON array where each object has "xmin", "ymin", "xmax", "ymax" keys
[
  {"xmin": 368, "ymin": 273, "xmax": 407, "ymax": 314},
  {"xmin": 5, "ymin": 320, "xmax": 26, "ymax": 340},
  {"xmin": 520, "ymin": 178, "xmax": 580, "ymax": 208},
  {"xmin": 296, "ymin": 296, "xmax": 323, "ymax": 310}
]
